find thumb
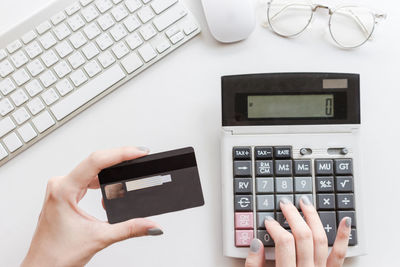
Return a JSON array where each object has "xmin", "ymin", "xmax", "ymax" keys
[
  {"xmin": 245, "ymin": 239, "xmax": 266, "ymax": 267},
  {"xmin": 102, "ymin": 218, "xmax": 162, "ymax": 246}
]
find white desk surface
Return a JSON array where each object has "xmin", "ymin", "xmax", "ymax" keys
[{"xmin": 0, "ymin": 0, "xmax": 399, "ymax": 266}]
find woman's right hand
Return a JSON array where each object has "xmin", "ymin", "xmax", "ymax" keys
[{"xmin": 245, "ymin": 196, "xmax": 352, "ymax": 267}]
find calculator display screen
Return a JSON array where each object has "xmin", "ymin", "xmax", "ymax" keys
[{"xmin": 247, "ymin": 94, "xmax": 334, "ymax": 119}]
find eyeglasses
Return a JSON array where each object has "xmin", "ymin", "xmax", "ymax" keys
[{"xmin": 264, "ymin": 0, "xmax": 386, "ymax": 48}]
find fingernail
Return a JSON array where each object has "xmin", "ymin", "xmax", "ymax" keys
[
  {"xmin": 301, "ymin": 195, "xmax": 312, "ymax": 206},
  {"xmin": 265, "ymin": 216, "xmax": 274, "ymax": 222},
  {"xmin": 250, "ymin": 239, "xmax": 261, "ymax": 253},
  {"xmin": 147, "ymin": 228, "xmax": 163, "ymax": 236},
  {"xmin": 280, "ymin": 197, "xmax": 291, "ymax": 205},
  {"xmin": 345, "ymin": 217, "xmax": 352, "ymax": 228},
  {"xmin": 137, "ymin": 146, "xmax": 150, "ymax": 153}
]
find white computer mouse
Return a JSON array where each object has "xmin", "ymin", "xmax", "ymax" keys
[{"xmin": 201, "ymin": 0, "xmax": 256, "ymax": 43}]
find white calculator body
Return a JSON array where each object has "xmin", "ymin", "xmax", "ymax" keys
[{"xmin": 220, "ymin": 73, "xmax": 366, "ymax": 259}]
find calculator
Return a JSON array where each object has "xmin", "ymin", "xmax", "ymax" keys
[{"xmin": 220, "ymin": 73, "xmax": 365, "ymax": 259}]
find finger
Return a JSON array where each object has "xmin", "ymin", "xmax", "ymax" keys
[
  {"xmin": 101, "ymin": 198, "xmax": 105, "ymax": 210},
  {"xmin": 327, "ymin": 217, "xmax": 351, "ymax": 267},
  {"xmin": 300, "ymin": 196, "xmax": 328, "ymax": 267},
  {"xmin": 88, "ymin": 175, "xmax": 100, "ymax": 189},
  {"xmin": 68, "ymin": 146, "xmax": 149, "ymax": 188},
  {"xmin": 245, "ymin": 239, "xmax": 266, "ymax": 267},
  {"xmin": 280, "ymin": 198, "xmax": 314, "ymax": 267},
  {"xmin": 101, "ymin": 218, "xmax": 162, "ymax": 247},
  {"xmin": 264, "ymin": 216, "xmax": 296, "ymax": 267}
]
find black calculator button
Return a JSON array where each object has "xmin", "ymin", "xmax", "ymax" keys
[
  {"xmin": 275, "ymin": 177, "xmax": 293, "ymax": 193},
  {"xmin": 317, "ymin": 194, "xmax": 336, "ymax": 210},
  {"xmin": 315, "ymin": 159, "xmax": 334, "ymax": 175},
  {"xmin": 233, "ymin": 161, "xmax": 252, "ymax": 177},
  {"xmin": 335, "ymin": 176, "xmax": 354, "ymax": 192},
  {"xmin": 336, "ymin": 193, "xmax": 355, "ymax": 210},
  {"xmin": 334, "ymin": 159, "xmax": 353, "ymax": 175},
  {"xmin": 233, "ymin": 147, "xmax": 251, "ymax": 160},
  {"xmin": 295, "ymin": 194, "xmax": 313, "ymax": 209},
  {"xmin": 256, "ymin": 195, "xmax": 275, "ymax": 211},
  {"xmin": 255, "ymin": 177, "xmax": 274, "ymax": 194},
  {"xmin": 257, "ymin": 230, "xmax": 275, "ymax": 247},
  {"xmin": 275, "ymin": 195, "xmax": 294, "ymax": 211},
  {"xmin": 256, "ymin": 212, "xmax": 275, "ymax": 229},
  {"xmin": 316, "ymin": 177, "xmax": 334, "ymax": 193},
  {"xmin": 234, "ymin": 178, "xmax": 253, "ymax": 194},
  {"xmin": 254, "ymin": 146, "xmax": 273, "ymax": 159},
  {"xmin": 274, "ymin": 146, "xmax": 292, "ymax": 159},
  {"xmin": 276, "ymin": 212, "xmax": 290, "ymax": 229},
  {"xmin": 318, "ymin": 211, "xmax": 337, "ymax": 246},
  {"xmin": 275, "ymin": 160, "xmax": 293, "ymax": 176},
  {"xmin": 294, "ymin": 176, "xmax": 313, "ymax": 193},
  {"xmin": 349, "ymin": 228, "xmax": 358, "ymax": 246},
  {"xmin": 255, "ymin": 160, "xmax": 274, "ymax": 176},
  {"xmin": 235, "ymin": 195, "xmax": 253, "ymax": 211},
  {"xmin": 337, "ymin": 211, "xmax": 357, "ymax": 227},
  {"xmin": 294, "ymin": 160, "xmax": 312, "ymax": 175}
]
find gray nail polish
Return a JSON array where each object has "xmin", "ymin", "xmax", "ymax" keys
[
  {"xmin": 250, "ymin": 239, "xmax": 261, "ymax": 253},
  {"xmin": 345, "ymin": 217, "xmax": 352, "ymax": 228},
  {"xmin": 137, "ymin": 146, "xmax": 150, "ymax": 153},
  {"xmin": 280, "ymin": 197, "xmax": 290, "ymax": 205},
  {"xmin": 147, "ymin": 228, "xmax": 163, "ymax": 236},
  {"xmin": 301, "ymin": 195, "xmax": 311, "ymax": 206},
  {"xmin": 265, "ymin": 216, "xmax": 274, "ymax": 221}
]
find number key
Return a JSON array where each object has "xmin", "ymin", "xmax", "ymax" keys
[
  {"xmin": 256, "ymin": 177, "xmax": 274, "ymax": 193},
  {"xmin": 294, "ymin": 176, "xmax": 312, "ymax": 193}
]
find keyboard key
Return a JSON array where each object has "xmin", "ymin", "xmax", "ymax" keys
[
  {"xmin": 336, "ymin": 193, "xmax": 354, "ymax": 210},
  {"xmin": 125, "ymin": 0, "xmax": 142, "ymax": 13},
  {"xmin": 137, "ymin": 6, "xmax": 155, "ymax": 23},
  {"xmin": 98, "ymin": 51, "xmax": 116, "ymax": 68},
  {"xmin": 257, "ymin": 230, "xmax": 274, "ymax": 247},
  {"xmin": 110, "ymin": 24, "xmax": 128, "ymax": 41},
  {"xmin": 18, "ymin": 123, "xmax": 37, "ymax": 142},
  {"xmin": 182, "ymin": 19, "xmax": 198, "ymax": 35},
  {"xmin": 124, "ymin": 16, "xmax": 141, "ymax": 32},
  {"xmin": 349, "ymin": 228, "xmax": 357, "ymax": 246},
  {"xmin": 84, "ymin": 23, "xmax": 102, "ymax": 39},
  {"xmin": 138, "ymin": 43, "xmax": 157, "ymax": 62},
  {"xmin": 68, "ymin": 14, "xmax": 86, "ymax": 32},
  {"xmin": 233, "ymin": 160, "xmax": 252, "ymax": 177},
  {"xmin": 50, "ymin": 65, "xmax": 126, "ymax": 120},
  {"xmin": 335, "ymin": 176, "xmax": 354, "ymax": 192},
  {"xmin": 41, "ymin": 50, "xmax": 59, "ymax": 67},
  {"xmin": 316, "ymin": 176, "xmax": 334, "ymax": 193},
  {"xmin": 41, "ymin": 88, "xmax": 60, "ymax": 106},
  {"xmin": 53, "ymin": 23, "xmax": 71, "ymax": 40},
  {"xmin": 152, "ymin": 4, "xmax": 187, "ymax": 31},
  {"xmin": 234, "ymin": 212, "xmax": 253, "ymax": 229},
  {"xmin": 233, "ymin": 147, "xmax": 251, "ymax": 160},
  {"xmin": 276, "ymin": 212, "xmax": 290, "ymax": 228},
  {"xmin": 3, "ymin": 132, "xmax": 22, "ymax": 152},
  {"xmin": 235, "ymin": 230, "xmax": 253, "ymax": 247},
  {"xmin": 0, "ymin": 117, "xmax": 16, "ymax": 138},
  {"xmin": 156, "ymin": 40, "xmax": 170, "ymax": 53},
  {"xmin": 0, "ymin": 78, "xmax": 16, "ymax": 95},
  {"xmin": 40, "ymin": 70, "xmax": 57, "ymax": 87},
  {"xmin": 82, "ymin": 5, "xmax": 99, "ymax": 22},
  {"xmin": 36, "ymin": 21, "xmax": 52, "ymax": 34},
  {"xmin": 96, "ymin": 33, "xmax": 113, "ymax": 50},
  {"xmin": 12, "ymin": 69, "xmax": 30, "ymax": 86},
  {"xmin": 12, "ymin": 107, "xmax": 30, "ymax": 125},
  {"xmin": 68, "ymin": 52, "xmax": 86, "ymax": 69},
  {"xmin": 275, "ymin": 177, "xmax": 293, "ymax": 193},
  {"xmin": 55, "ymin": 41, "xmax": 73, "ymax": 58},
  {"xmin": 95, "ymin": 0, "xmax": 113, "ymax": 13},
  {"xmin": 125, "ymin": 32, "xmax": 143, "ymax": 49},
  {"xmin": 139, "ymin": 24, "xmax": 157, "ymax": 41},
  {"xmin": 255, "ymin": 177, "xmax": 274, "ymax": 194},
  {"xmin": 274, "ymin": 146, "xmax": 292, "ymax": 159},
  {"xmin": 32, "ymin": 111, "xmax": 55, "ymax": 133},
  {"xmin": 0, "ymin": 143, "xmax": 8, "ymax": 160},
  {"xmin": 121, "ymin": 52, "xmax": 143, "ymax": 73},
  {"xmin": 255, "ymin": 160, "xmax": 273, "ymax": 176},
  {"xmin": 69, "ymin": 32, "xmax": 87, "ymax": 49},
  {"xmin": 70, "ymin": 69, "xmax": 88, "ymax": 86},
  {"xmin": 337, "ymin": 210, "xmax": 356, "ymax": 227},
  {"xmin": 10, "ymin": 50, "xmax": 28, "ymax": 68},
  {"xmin": 84, "ymin": 60, "xmax": 102, "ymax": 77},
  {"xmin": 234, "ymin": 178, "xmax": 252, "ymax": 194},
  {"xmin": 81, "ymin": 0, "xmax": 94, "ymax": 6},
  {"xmin": 318, "ymin": 211, "xmax": 337, "ymax": 245},
  {"xmin": 295, "ymin": 194, "xmax": 313, "ymax": 209},
  {"xmin": 56, "ymin": 79, "xmax": 74, "ymax": 96},
  {"xmin": 54, "ymin": 61, "xmax": 72, "ymax": 78},
  {"xmin": 7, "ymin": 40, "xmax": 22, "ymax": 54},
  {"xmin": 254, "ymin": 146, "xmax": 273, "ymax": 159},
  {"xmin": 169, "ymin": 31, "xmax": 184, "ymax": 44},
  {"xmin": 0, "ymin": 60, "xmax": 15, "ymax": 78},
  {"xmin": 65, "ymin": 2, "xmax": 81, "ymax": 16},
  {"xmin": 25, "ymin": 79, "xmax": 43, "ymax": 97},
  {"xmin": 0, "ymin": 99, "xmax": 14, "ymax": 116},
  {"xmin": 10, "ymin": 89, "xmax": 29, "ymax": 106},
  {"xmin": 234, "ymin": 195, "xmax": 252, "ymax": 211},
  {"xmin": 51, "ymin": 11, "xmax": 67, "ymax": 25},
  {"xmin": 294, "ymin": 159, "xmax": 312, "ymax": 175},
  {"xmin": 256, "ymin": 212, "xmax": 274, "ymax": 229},
  {"xmin": 98, "ymin": 13, "xmax": 115, "ymax": 30},
  {"xmin": 275, "ymin": 160, "xmax": 292, "ymax": 176},
  {"xmin": 294, "ymin": 176, "xmax": 312, "ymax": 193},
  {"xmin": 111, "ymin": 5, "xmax": 129, "ymax": 21},
  {"xmin": 27, "ymin": 97, "xmax": 45, "ymax": 115},
  {"xmin": 0, "ymin": 49, "xmax": 7, "ymax": 61},
  {"xmin": 334, "ymin": 159, "xmax": 353, "ymax": 175},
  {"xmin": 151, "ymin": 0, "xmax": 177, "ymax": 14},
  {"xmin": 315, "ymin": 159, "xmax": 334, "ymax": 175},
  {"xmin": 275, "ymin": 194, "xmax": 293, "ymax": 211},
  {"xmin": 39, "ymin": 32, "xmax": 57, "ymax": 49},
  {"xmin": 317, "ymin": 194, "xmax": 335, "ymax": 210},
  {"xmin": 256, "ymin": 195, "xmax": 274, "ymax": 211},
  {"xmin": 82, "ymin": 43, "xmax": 100, "ymax": 59},
  {"xmin": 27, "ymin": 60, "xmax": 45, "ymax": 77}
]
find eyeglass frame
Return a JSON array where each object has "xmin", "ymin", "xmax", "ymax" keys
[{"xmin": 265, "ymin": 0, "xmax": 387, "ymax": 48}]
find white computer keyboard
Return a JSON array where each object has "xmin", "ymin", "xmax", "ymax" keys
[{"xmin": 0, "ymin": 0, "xmax": 200, "ymax": 166}]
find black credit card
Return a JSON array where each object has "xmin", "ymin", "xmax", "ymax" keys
[{"xmin": 99, "ymin": 147, "xmax": 205, "ymax": 224}]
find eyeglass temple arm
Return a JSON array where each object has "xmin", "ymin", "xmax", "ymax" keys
[{"xmin": 267, "ymin": 3, "xmax": 311, "ymax": 21}]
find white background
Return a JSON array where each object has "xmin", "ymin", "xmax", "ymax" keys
[{"xmin": 0, "ymin": 0, "xmax": 399, "ymax": 266}]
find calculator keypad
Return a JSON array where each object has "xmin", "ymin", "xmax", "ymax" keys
[{"xmin": 233, "ymin": 146, "xmax": 358, "ymax": 247}]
